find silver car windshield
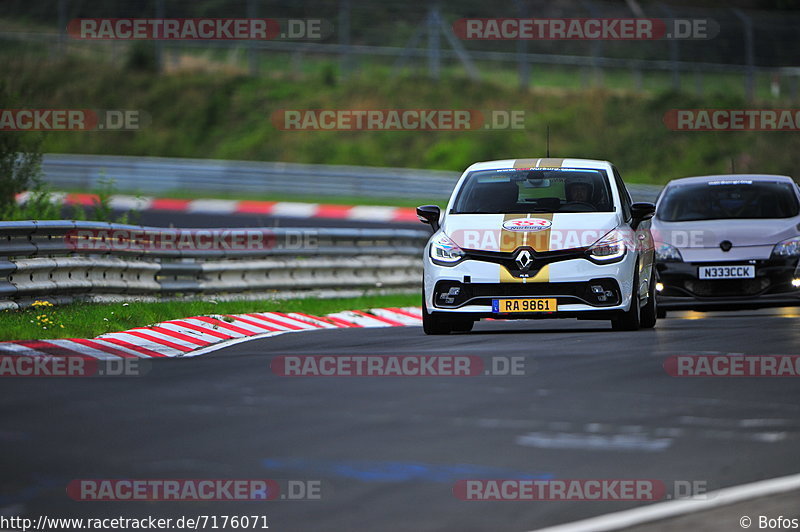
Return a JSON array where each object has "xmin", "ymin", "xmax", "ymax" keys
[
  {"xmin": 657, "ymin": 181, "xmax": 800, "ymax": 221},
  {"xmin": 452, "ymin": 168, "xmax": 614, "ymax": 214}
]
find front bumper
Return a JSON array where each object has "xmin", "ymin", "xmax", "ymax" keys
[
  {"xmin": 423, "ymin": 246, "xmax": 639, "ymax": 317},
  {"xmin": 432, "ymin": 278, "xmax": 622, "ymax": 308},
  {"xmin": 656, "ymin": 257, "xmax": 800, "ymax": 310},
  {"xmin": 428, "ymin": 278, "xmax": 625, "ymax": 320}
]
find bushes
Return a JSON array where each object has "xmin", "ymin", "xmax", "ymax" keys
[
  {"xmin": 4, "ymin": 55, "xmax": 798, "ymax": 186},
  {"xmin": 0, "ymin": 82, "xmax": 46, "ymax": 214}
]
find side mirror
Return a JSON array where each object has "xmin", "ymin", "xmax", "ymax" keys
[
  {"xmin": 416, "ymin": 205, "xmax": 441, "ymax": 231},
  {"xmin": 630, "ymin": 202, "xmax": 656, "ymax": 227}
]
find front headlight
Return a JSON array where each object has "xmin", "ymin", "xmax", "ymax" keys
[
  {"xmin": 429, "ymin": 232, "xmax": 465, "ymax": 265},
  {"xmin": 655, "ymin": 243, "xmax": 683, "ymax": 262},
  {"xmin": 772, "ymin": 236, "xmax": 800, "ymax": 257},
  {"xmin": 587, "ymin": 229, "xmax": 627, "ymax": 263}
]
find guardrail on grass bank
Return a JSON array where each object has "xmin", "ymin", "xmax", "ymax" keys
[
  {"xmin": 40, "ymin": 154, "xmax": 664, "ymax": 203},
  {"xmin": 0, "ymin": 221, "xmax": 430, "ymax": 309}
]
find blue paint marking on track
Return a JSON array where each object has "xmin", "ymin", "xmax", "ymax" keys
[
  {"xmin": 0, "ymin": 474, "xmax": 64, "ymax": 506},
  {"xmin": 262, "ymin": 458, "xmax": 553, "ymax": 483}
]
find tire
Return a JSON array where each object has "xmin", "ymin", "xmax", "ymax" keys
[
  {"xmin": 640, "ymin": 269, "xmax": 658, "ymax": 329},
  {"xmin": 611, "ymin": 268, "xmax": 642, "ymax": 331},
  {"xmin": 422, "ymin": 289, "xmax": 452, "ymax": 335},
  {"xmin": 451, "ymin": 319, "xmax": 474, "ymax": 333}
]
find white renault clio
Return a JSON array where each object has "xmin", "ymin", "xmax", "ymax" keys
[{"xmin": 417, "ymin": 158, "xmax": 657, "ymax": 334}]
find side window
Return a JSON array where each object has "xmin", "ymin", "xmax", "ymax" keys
[{"xmin": 612, "ymin": 167, "xmax": 632, "ymax": 221}]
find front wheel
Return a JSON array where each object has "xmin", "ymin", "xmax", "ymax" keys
[
  {"xmin": 639, "ymin": 270, "xmax": 658, "ymax": 329},
  {"xmin": 422, "ymin": 289, "xmax": 452, "ymax": 335},
  {"xmin": 611, "ymin": 269, "xmax": 642, "ymax": 331},
  {"xmin": 451, "ymin": 319, "xmax": 474, "ymax": 333}
]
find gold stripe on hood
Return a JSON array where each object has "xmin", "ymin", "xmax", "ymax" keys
[
  {"xmin": 500, "ymin": 213, "xmax": 553, "ymax": 253},
  {"xmin": 500, "ymin": 213, "xmax": 529, "ymax": 253},
  {"xmin": 536, "ymin": 158, "xmax": 565, "ymax": 168},
  {"xmin": 499, "ymin": 213, "xmax": 553, "ymax": 283},
  {"xmin": 513, "ymin": 158, "xmax": 539, "ymax": 169},
  {"xmin": 512, "ymin": 158, "xmax": 566, "ymax": 169}
]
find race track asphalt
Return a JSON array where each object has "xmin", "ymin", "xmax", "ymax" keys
[{"xmin": 2, "ymin": 308, "xmax": 800, "ymax": 531}]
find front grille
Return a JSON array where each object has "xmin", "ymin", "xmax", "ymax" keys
[
  {"xmin": 463, "ymin": 247, "xmax": 588, "ymax": 278},
  {"xmin": 433, "ymin": 279, "xmax": 621, "ymax": 308},
  {"xmin": 658, "ymin": 258, "xmax": 800, "ymax": 299},
  {"xmin": 684, "ymin": 278, "xmax": 770, "ymax": 297}
]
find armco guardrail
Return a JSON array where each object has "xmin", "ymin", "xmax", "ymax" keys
[
  {"xmin": 41, "ymin": 154, "xmax": 462, "ymax": 199},
  {"xmin": 40, "ymin": 154, "xmax": 663, "ymax": 202},
  {"xmin": 0, "ymin": 221, "xmax": 430, "ymax": 309}
]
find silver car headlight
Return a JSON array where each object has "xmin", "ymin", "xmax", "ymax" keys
[
  {"xmin": 587, "ymin": 229, "xmax": 627, "ymax": 263},
  {"xmin": 655, "ymin": 243, "xmax": 683, "ymax": 262},
  {"xmin": 429, "ymin": 232, "xmax": 465, "ymax": 265},
  {"xmin": 772, "ymin": 236, "xmax": 800, "ymax": 257}
]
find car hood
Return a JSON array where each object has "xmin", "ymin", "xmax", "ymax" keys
[
  {"xmin": 441, "ymin": 212, "xmax": 620, "ymax": 253},
  {"xmin": 651, "ymin": 217, "xmax": 800, "ymax": 261},
  {"xmin": 651, "ymin": 218, "xmax": 799, "ymax": 248}
]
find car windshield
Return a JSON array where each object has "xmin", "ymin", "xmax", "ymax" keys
[
  {"xmin": 657, "ymin": 180, "xmax": 800, "ymax": 221},
  {"xmin": 451, "ymin": 168, "xmax": 614, "ymax": 214}
]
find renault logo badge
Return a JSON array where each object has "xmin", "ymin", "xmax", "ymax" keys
[{"xmin": 515, "ymin": 249, "xmax": 533, "ymax": 270}]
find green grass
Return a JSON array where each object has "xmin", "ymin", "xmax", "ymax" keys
[
  {"xmin": 0, "ymin": 294, "xmax": 420, "ymax": 342},
  {"xmin": 0, "ymin": 27, "xmax": 780, "ymax": 102},
  {"xmin": 4, "ymin": 47, "xmax": 800, "ymax": 188}
]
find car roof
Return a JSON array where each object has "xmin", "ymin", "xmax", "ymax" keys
[
  {"xmin": 664, "ymin": 174, "xmax": 795, "ymax": 187},
  {"xmin": 464, "ymin": 158, "xmax": 613, "ymax": 172}
]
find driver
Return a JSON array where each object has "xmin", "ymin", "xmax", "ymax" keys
[{"xmin": 565, "ymin": 179, "xmax": 593, "ymax": 204}]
